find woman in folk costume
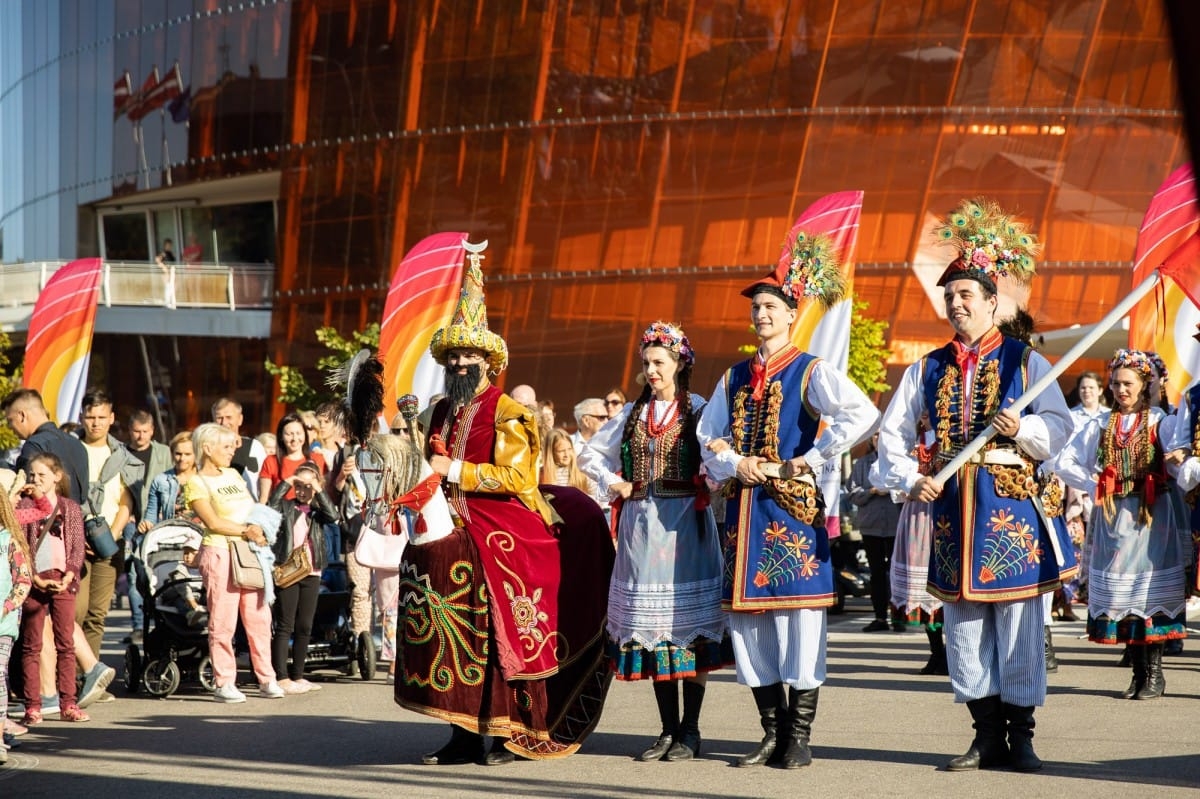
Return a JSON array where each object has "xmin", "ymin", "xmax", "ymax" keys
[
  {"xmin": 1056, "ymin": 349, "xmax": 1188, "ymax": 699},
  {"xmin": 698, "ymin": 231, "xmax": 879, "ymax": 769},
  {"xmin": 578, "ymin": 321, "xmax": 730, "ymax": 762},
  {"xmin": 883, "ymin": 416, "xmax": 947, "ymax": 675},
  {"xmin": 388, "ymin": 241, "xmax": 614, "ymax": 765}
]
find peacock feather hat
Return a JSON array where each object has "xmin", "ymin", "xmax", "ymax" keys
[
  {"xmin": 933, "ymin": 198, "xmax": 1041, "ymax": 293},
  {"xmin": 742, "ymin": 229, "xmax": 847, "ymax": 310},
  {"xmin": 429, "ymin": 239, "xmax": 509, "ymax": 374}
]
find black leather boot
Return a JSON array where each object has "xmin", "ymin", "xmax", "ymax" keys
[
  {"xmin": 666, "ymin": 681, "xmax": 704, "ymax": 761},
  {"xmin": 1003, "ymin": 703, "xmax": 1042, "ymax": 772},
  {"xmin": 780, "ymin": 687, "xmax": 819, "ymax": 769},
  {"xmin": 638, "ymin": 681, "xmax": 679, "ymax": 761},
  {"xmin": 1044, "ymin": 626, "xmax": 1058, "ymax": 674},
  {"xmin": 1120, "ymin": 644, "xmax": 1147, "ymax": 699},
  {"xmin": 483, "ymin": 737, "xmax": 516, "ymax": 766},
  {"xmin": 421, "ymin": 724, "xmax": 485, "ymax": 765},
  {"xmin": 920, "ymin": 626, "xmax": 949, "ymax": 675},
  {"xmin": 737, "ymin": 683, "xmax": 785, "ymax": 767},
  {"xmin": 1136, "ymin": 643, "xmax": 1165, "ymax": 700},
  {"xmin": 946, "ymin": 696, "xmax": 1008, "ymax": 771}
]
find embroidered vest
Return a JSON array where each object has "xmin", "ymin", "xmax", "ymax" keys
[
  {"xmin": 722, "ymin": 346, "xmax": 833, "ymax": 610},
  {"xmin": 920, "ymin": 333, "xmax": 1077, "ymax": 601},
  {"xmin": 620, "ymin": 400, "xmax": 701, "ymax": 501}
]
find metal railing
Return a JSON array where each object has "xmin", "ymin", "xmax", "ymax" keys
[{"xmin": 0, "ymin": 260, "xmax": 275, "ymax": 311}]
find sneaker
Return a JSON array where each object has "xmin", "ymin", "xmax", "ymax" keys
[
  {"xmin": 79, "ymin": 664, "xmax": 117, "ymax": 708},
  {"xmin": 3, "ymin": 719, "xmax": 27, "ymax": 737},
  {"xmin": 279, "ymin": 679, "xmax": 310, "ymax": 695},
  {"xmin": 131, "ymin": 630, "xmax": 144, "ymax": 646},
  {"xmin": 295, "ymin": 679, "xmax": 321, "ymax": 692},
  {"xmin": 259, "ymin": 681, "xmax": 285, "ymax": 699},
  {"xmin": 94, "ymin": 691, "xmax": 116, "ymax": 703},
  {"xmin": 212, "ymin": 683, "xmax": 247, "ymax": 703},
  {"xmin": 40, "ymin": 695, "xmax": 60, "ymax": 717},
  {"xmin": 186, "ymin": 608, "xmax": 209, "ymax": 629}
]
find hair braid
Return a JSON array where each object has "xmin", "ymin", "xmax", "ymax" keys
[{"xmin": 621, "ymin": 383, "xmax": 654, "ymax": 449}]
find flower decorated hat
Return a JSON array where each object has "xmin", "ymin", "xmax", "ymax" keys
[
  {"xmin": 1107, "ymin": 348, "xmax": 1156, "ymax": 384},
  {"xmin": 429, "ymin": 239, "xmax": 509, "ymax": 373},
  {"xmin": 742, "ymin": 229, "xmax": 847, "ymax": 310},
  {"xmin": 934, "ymin": 198, "xmax": 1041, "ymax": 294},
  {"xmin": 640, "ymin": 321, "xmax": 696, "ymax": 368}
]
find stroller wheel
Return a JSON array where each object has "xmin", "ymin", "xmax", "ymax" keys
[
  {"xmin": 142, "ymin": 657, "xmax": 181, "ymax": 697},
  {"xmin": 123, "ymin": 645, "xmax": 143, "ymax": 694},
  {"xmin": 356, "ymin": 631, "xmax": 377, "ymax": 681},
  {"xmin": 197, "ymin": 655, "xmax": 216, "ymax": 693}
]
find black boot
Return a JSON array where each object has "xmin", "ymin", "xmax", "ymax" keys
[
  {"xmin": 1116, "ymin": 645, "xmax": 1131, "ymax": 667},
  {"xmin": 737, "ymin": 683, "xmax": 785, "ymax": 767},
  {"xmin": 780, "ymin": 687, "xmax": 818, "ymax": 769},
  {"xmin": 666, "ymin": 681, "xmax": 704, "ymax": 761},
  {"xmin": 421, "ymin": 724, "xmax": 485, "ymax": 765},
  {"xmin": 920, "ymin": 626, "xmax": 949, "ymax": 675},
  {"xmin": 1136, "ymin": 643, "xmax": 1165, "ymax": 700},
  {"xmin": 1004, "ymin": 703, "xmax": 1043, "ymax": 772},
  {"xmin": 483, "ymin": 737, "xmax": 516, "ymax": 766},
  {"xmin": 1120, "ymin": 644, "xmax": 1147, "ymax": 699},
  {"xmin": 946, "ymin": 696, "xmax": 1008, "ymax": 771},
  {"xmin": 1044, "ymin": 626, "xmax": 1058, "ymax": 674},
  {"xmin": 638, "ymin": 681, "xmax": 679, "ymax": 761}
]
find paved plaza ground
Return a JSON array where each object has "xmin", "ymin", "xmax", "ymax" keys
[{"xmin": 3, "ymin": 597, "xmax": 1198, "ymax": 798}]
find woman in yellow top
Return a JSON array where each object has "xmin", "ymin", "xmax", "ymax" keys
[{"xmin": 185, "ymin": 423, "xmax": 283, "ymax": 703}]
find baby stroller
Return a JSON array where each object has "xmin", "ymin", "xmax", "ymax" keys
[{"xmin": 123, "ymin": 519, "xmax": 214, "ymax": 697}]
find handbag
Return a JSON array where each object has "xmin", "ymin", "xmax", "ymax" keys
[
  {"xmin": 272, "ymin": 543, "xmax": 312, "ymax": 589},
  {"xmin": 84, "ymin": 515, "xmax": 120, "ymax": 559},
  {"xmin": 229, "ymin": 537, "xmax": 265, "ymax": 590},
  {"xmin": 352, "ymin": 505, "xmax": 405, "ymax": 571}
]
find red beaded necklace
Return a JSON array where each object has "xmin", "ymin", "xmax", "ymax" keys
[{"xmin": 645, "ymin": 398, "xmax": 680, "ymax": 438}]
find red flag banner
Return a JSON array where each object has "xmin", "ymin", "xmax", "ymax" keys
[
  {"xmin": 125, "ymin": 68, "xmax": 161, "ymax": 122},
  {"xmin": 379, "ymin": 232, "xmax": 467, "ymax": 411},
  {"xmin": 113, "ymin": 71, "xmax": 133, "ymax": 118},
  {"xmin": 1129, "ymin": 163, "xmax": 1200, "ymax": 404},
  {"xmin": 787, "ymin": 190, "xmax": 864, "ymax": 372},
  {"xmin": 23, "ymin": 259, "xmax": 103, "ymax": 424}
]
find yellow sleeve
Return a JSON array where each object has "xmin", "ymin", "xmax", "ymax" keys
[{"xmin": 458, "ymin": 396, "xmax": 554, "ymax": 524}]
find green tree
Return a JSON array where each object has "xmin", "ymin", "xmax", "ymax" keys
[
  {"xmin": 737, "ymin": 295, "xmax": 891, "ymax": 396},
  {"xmin": 264, "ymin": 323, "xmax": 381, "ymax": 407},
  {"xmin": 846, "ymin": 298, "xmax": 891, "ymax": 396},
  {"xmin": 0, "ymin": 332, "xmax": 21, "ymax": 450}
]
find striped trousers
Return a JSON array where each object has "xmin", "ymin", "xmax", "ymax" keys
[
  {"xmin": 728, "ymin": 608, "xmax": 826, "ymax": 690},
  {"xmin": 943, "ymin": 595, "xmax": 1046, "ymax": 707}
]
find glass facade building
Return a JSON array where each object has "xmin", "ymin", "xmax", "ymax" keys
[{"xmin": 0, "ymin": 0, "xmax": 1185, "ymax": 430}]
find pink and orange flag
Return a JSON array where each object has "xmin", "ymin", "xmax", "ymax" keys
[
  {"xmin": 23, "ymin": 258, "xmax": 103, "ymax": 423},
  {"xmin": 380, "ymin": 232, "xmax": 467, "ymax": 412},
  {"xmin": 787, "ymin": 190, "xmax": 864, "ymax": 372},
  {"xmin": 1128, "ymin": 164, "xmax": 1200, "ymax": 405}
]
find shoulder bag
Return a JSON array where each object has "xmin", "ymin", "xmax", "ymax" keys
[
  {"xmin": 272, "ymin": 543, "xmax": 312, "ymax": 589},
  {"xmin": 352, "ymin": 504, "xmax": 406, "ymax": 572},
  {"xmin": 229, "ymin": 537, "xmax": 265, "ymax": 590}
]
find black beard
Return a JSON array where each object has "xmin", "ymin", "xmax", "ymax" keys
[{"xmin": 445, "ymin": 364, "xmax": 484, "ymax": 409}]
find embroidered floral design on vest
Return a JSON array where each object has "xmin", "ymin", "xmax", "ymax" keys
[
  {"xmin": 932, "ymin": 516, "xmax": 958, "ymax": 587},
  {"xmin": 751, "ymin": 521, "xmax": 819, "ymax": 588},
  {"xmin": 977, "ymin": 509, "xmax": 1041, "ymax": 584},
  {"xmin": 400, "ymin": 560, "xmax": 488, "ymax": 692}
]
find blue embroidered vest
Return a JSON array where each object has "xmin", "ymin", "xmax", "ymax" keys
[
  {"xmin": 722, "ymin": 346, "xmax": 833, "ymax": 610},
  {"xmin": 921, "ymin": 331, "xmax": 1077, "ymax": 602}
]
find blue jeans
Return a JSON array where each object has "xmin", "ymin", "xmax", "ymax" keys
[{"xmin": 125, "ymin": 523, "xmax": 143, "ymax": 631}]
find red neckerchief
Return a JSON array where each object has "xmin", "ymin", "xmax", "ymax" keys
[
  {"xmin": 951, "ymin": 340, "xmax": 978, "ymax": 374},
  {"xmin": 750, "ymin": 356, "xmax": 768, "ymax": 401}
]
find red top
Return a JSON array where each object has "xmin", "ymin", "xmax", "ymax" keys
[{"xmin": 260, "ymin": 451, "xmax": 327, "ymax": 500}]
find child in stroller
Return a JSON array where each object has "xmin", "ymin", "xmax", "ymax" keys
[{"xmin": 124, "ymin": 519, "xmax": 214, "ymax": 697}]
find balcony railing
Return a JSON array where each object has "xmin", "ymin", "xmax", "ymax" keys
[{"xmin": 0, "ymin": 261, "xmax": 275, "ymax": 311}]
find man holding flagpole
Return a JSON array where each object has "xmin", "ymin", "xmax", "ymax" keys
[{"xmin": 875, "ymin": 199, "xmax": 1076, "ymax": 774}]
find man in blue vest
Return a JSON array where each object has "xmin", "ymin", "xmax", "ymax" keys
[
  {"xmin": 699, "ymin": 229, "xmax": 878, "ymax": 769},
  {"xmin": 875, "ymin": 200, "xmax": 1076, "ymax": 773}
]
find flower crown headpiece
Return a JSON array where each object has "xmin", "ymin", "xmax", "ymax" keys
[
  {"xmin": 779, "ymin": 231, "xmax": 847, "ymax": 309},
  {"xmin": 641, "ymin": 321, "xmax": 695, "ymax": 368},
  {"xmin": 1144, "ymin": 351, "xmax": 1168, "ymax": 386},
  {"xmin": 933, "ymin": 198, "xmax": 1041, "ymax": 286},
  {"xmin": 1108, "ymin": 349, "xmax": 1155, "ymax": 383}
]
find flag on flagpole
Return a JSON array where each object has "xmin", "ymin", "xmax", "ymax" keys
[
  {"xmin": 113, "ymin": 71, "xmax": 133, "ymax": 119},
  {"xmin": 379, "ymin": 232, "xmax": 468, "ymax": 412},
  {"xmin": 23, "ymin": 259, "xmax": 104, "ymax": 424},
  {"xmin": 1128, "ymin": 163, "xmax": 1200, "ymax": 406},
  {"xmin": 124, "ymin": 68, "xmax": 160, "ymax": 122},
  {"xmin": 787, "ymin": 190, "xmax": 864, "ymax": 372}
]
